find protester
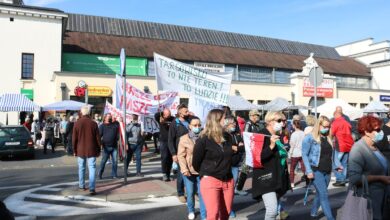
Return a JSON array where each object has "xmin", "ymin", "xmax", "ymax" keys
[
  {"xmin": 376, "ymin": 112, "xmax": 390, "ymax": 161},
  {"xmin": 60, "ymin": 115, "xmax": 68, "ymax": 148},
  {"xmin": 53, "ymin": 118, "xmax": 61, "ymax": 148},
  {"xmin": 304, "ymin": 115, "xmax": 316, "ymax": 135},
  {"xmin": 251, "ymin": 111, "xmax": 290, "ymax": 220},
  {"xmin": 72, "ymin": 106, "xmax": 101, "ymax": 195},
  {"xmin": 43, "ymin": 118, "xmax": 55, "ymax": 154},
  {"xmin": 31, "ymin": 118, "xmax": 41, "ymax": 146},
  {"xmin": 155, "ymin": 108, "xmax": 175, "ymax": 182},
  {"xmin": 348, "ymin": 115, "xmax": 390, "ymax": 220},
  {"xmin": 289, "ymin": 120, "xmax": 306, "ymax": 188},
  {"xmin": 236, "ymin": 109, "xmax": 263, "ymax": 196},
  {"xmin": 224, "ymin": 116, "xmax": 244, "ymax": 218},
  {"xmin": 168, "ymin": 104, "xmax": 190, "ymax": 203},
  {"xmin": 331, "ymin": 110, "xmax": 354, "ymax": 187},
  {"xmin": 23, "ymin": 118, "xmax": 32, "ymax": 132},
  {"xmin": 193, "ymin": 109, "xmax": 234, "ymax": 220},
  {"xmin": 302, "ymin": 116, "xmax": 335, "ymax": 220},
  {"xmin": 65, "ymin": 116, "xmax": 75, "ymax": 155},
  {"xmin": 98, "ymin": 113, "xmax": 120, "ymax": 179},
  {"xmin": 177, "ymin": 116, "xmax": 206, "ymax": 220},
  {"xmin": 334, "ymin": 106, "xmax": 351, "ymax": 124},
  {"xmin": 125, "ymin": 114, "xmax": 144, "ymax": 177}
]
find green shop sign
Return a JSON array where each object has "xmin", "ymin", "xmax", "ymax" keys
[
  {"xmin": 62, "ymin": 53, "xmax": 147, "ymax": 76},
  {"xmin": 21, "ymin": 89, "xmax": 34, "ymax": 100}
]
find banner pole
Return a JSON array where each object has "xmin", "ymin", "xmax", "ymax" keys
[{"xmin": 120, "ymin": 48, "xmax": 127, "ymax": 184}]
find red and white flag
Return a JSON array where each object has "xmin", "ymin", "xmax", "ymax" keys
[{"xmin": 243, "ymin": 132, "xmax": 266, "ymax": 168}]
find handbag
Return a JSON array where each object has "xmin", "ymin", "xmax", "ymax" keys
[{"xmin": 339, "ymin": 175, "xmax": 373, "ymax": 220}]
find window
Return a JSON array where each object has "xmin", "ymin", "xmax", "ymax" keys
[
  {"xmin": 147, "ymin": 60, "xmax": 155, "ymax": 76},
  {"xmin": 247, "ymin": 100, "xmax": 253, "ymax": 103},
  {"xmin": 21, "ymin": 53, "xmax": 34, "ymax": 79},
  {"xmin": 360, "ymin": 103, "xmax": 368, "ymax": 109},
  {"xmin": 238, "ymin": 66, "xmax": 272, "ymax": 83},
  {"xmin": 257, "ymin": 100, "xmax": 270, "ymax": 105},
  {"xmin": 274, "ymin": 69, "xmax": 292, "ymax": 84},
  {"xmin": 349, "ymin": 103, "xmax": 357, "ymax": 107},
  {"xmin": 335, "ymin": 76, "xmax": 370, "ymax": 89}
]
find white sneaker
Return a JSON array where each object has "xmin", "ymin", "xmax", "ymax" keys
[
  {"xmin": 188, "ymin": 212, "xmax": 195, "ymax": 220},
  {"xmin": 235, "ymin": 189, "xmax": 248, "ymax": 196}
]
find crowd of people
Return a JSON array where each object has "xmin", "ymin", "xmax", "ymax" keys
[{"xmin": 20, "ymin": 103, "xmax": 390, "ymax": 220}]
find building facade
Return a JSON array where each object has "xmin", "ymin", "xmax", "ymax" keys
[{"xmin": 0, "ymin": 0, "xmax": 67, "ymax": 124}]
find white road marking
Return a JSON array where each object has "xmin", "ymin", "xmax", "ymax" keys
[
  {"xmin": 4, "ymin": 182, "xmax": 182, "ymax": 217},
  {"xmin": 0, "ymin": 184, "xmax": 42, "ymax": 190}
]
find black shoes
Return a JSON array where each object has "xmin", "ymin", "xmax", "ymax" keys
[
  {"xmin": 89, "ymin": 190, "xmax": 96, "ymax": 195},
  {"xmin": 136, "ymin": 173, "xmax": 144, "ymax": 177},
  {"xmin": 162, "ymin": 174, "xmax": 170, "ymax": 182}
]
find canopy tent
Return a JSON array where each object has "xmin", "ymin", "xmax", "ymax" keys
[
  {"xmin": 42, "ymin": 100, "xmax": 92, "ymax": 111},
  {"xmin": 363, "ymin": 101, "xmax": 389, "ymax": 113},
  {"xmin": 0, "ymin": 93, "xmax": 40, "ymax": 112},
  {"xmin": 261, "ymin": 97, "xmax": 291, "ymax": 111},
  {"xmin": 317, "ymin": 98, "xmax": 363, "ymax": 120},
  {"xmin": 228, "ymin": 95, "xmax": 259, "ymax": 111}
]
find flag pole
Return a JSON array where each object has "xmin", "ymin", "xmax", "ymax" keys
[{"xmin": 120, "ymin": 48, "xmax": 127, "ymax": 184}]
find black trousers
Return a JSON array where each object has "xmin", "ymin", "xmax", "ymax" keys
[
  {"xmin": 43, "ymin": 137, "xmax": 55, "ymax": 153},
  {"xmin": 160, "ymin": 141, "xmax": 172, "ymax": 177}
]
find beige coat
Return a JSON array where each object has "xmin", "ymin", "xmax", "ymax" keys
[{"xmin": 177, "ymin": 134, "xmax": 199, "ymax": 175}]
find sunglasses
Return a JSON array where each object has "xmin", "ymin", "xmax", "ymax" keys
[{"xmin": 275, "ymin": 119, "xmax": 287, "ymax": 123}]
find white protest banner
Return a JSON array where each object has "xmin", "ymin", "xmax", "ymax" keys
[
  {"xmin": 188, "ymin": 97, "xmax": 222, "ymax": 125},
  {"xmin": 154, "ymin": 53, "xmax": 232, "ymax": 105},
  {"xmin": 104, "ymin": 101, "xmax": 133, "ymax": 122},
  {"xmin": 115, "ymin": 75, "xmax": 179, "ymax": 115},
  {"xmin": 141, "ymin": 115, "xmax": 160, "ymax": 133}
]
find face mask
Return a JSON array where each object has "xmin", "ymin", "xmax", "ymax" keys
[
  {"xmin": 108, "ymin": 118, "xmax": 113, "ymax": 123},
  {"xmin": 273, "ymin": 122, "xmax": 283, "ymax": 132},
  {"xmin": 320, "ymin": 128, "xmax": 329, "ymax": 135},
  {"xmin": 192, "ymin": 127, "xmax": 201, "ymax": 134},
  {"xmin": 229, "ymin": 127, "xmax": 236, "ymax": 133},
  {"xmin": 373, "ymin": 130, "xmax": 384, "ymax": 143},
  {"xmin": 183, "ymin": 115, "xmax": 189, "ymax": 120}
]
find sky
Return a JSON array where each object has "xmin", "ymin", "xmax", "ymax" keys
[{"xmin": 24, "ymin": 0, "xmax": 390, "ymax": 47}]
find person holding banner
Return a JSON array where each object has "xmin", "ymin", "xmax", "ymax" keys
[
  {"xmin": 302, "ymin": 116, "xmax": 335, "ymax": 220},
  {"xmin": 178, "ymin": 116, "xmax": 206, "ymax": 220},
  {"xmin": 155, "ymin": 109, "xmax": 175, "ymax": 182},
  {"xmin": 193, "ymin": 109, "xmax": 234, "ymax": 220},
  {"xmin": 251, "ymin": 111, "xmax": 290, "ymax": 220},
  {"xmin": 168, "ymin": 104, "xmax": 190, "ymax": 203}
]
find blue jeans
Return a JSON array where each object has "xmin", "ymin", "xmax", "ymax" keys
[
  {"xmin": 78, "ymin": 157, "xmax": 96, "ymax": 191},
  {"xmin": 183, "ymin": 175, "xmax": 206, "ymax": 219},
  {"xmin": 126, "ymin": 143, "xmax": 142, "ymax": 173},
  {"xmin": 176, "ymin": 163, "xmax": 185, "ymax": 196},
  {"xmin": 99, "ymin": 146, "xmax": 118, "ymax": 177},
  {"xmin": 231, "ymin": 166, "xmax": 239, "ymax": 187},
  {"xmin": 311, "ymin": 171, "xmax": 335, "ymax": 220},
  {"xmin": 333, "ymin": 150, "xmax": 348, "ymax": 183}
]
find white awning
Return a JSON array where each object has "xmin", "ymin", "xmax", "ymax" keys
[{"xmin": 0, "ymin": 93, "xmax": 40, "ymax": 112}]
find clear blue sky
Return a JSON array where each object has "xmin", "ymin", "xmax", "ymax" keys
[{"xmin": 25, "ymin": 0, "xmax": 389, "ymax": 47}]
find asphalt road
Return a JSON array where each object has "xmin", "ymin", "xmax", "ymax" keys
[{"xmin": 1, "ymin": 148, "xmax": 348, "ymax": 220}]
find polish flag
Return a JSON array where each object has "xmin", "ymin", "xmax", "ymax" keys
[{"xmin": 243, "ymin": 132, "xmax": 266, "ymax": 168}]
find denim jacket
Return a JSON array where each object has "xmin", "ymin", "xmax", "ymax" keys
[{"xmin": 302, "ymin": 134, "xmax": 335, "ymax": 175}]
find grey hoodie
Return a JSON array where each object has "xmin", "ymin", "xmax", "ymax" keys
[{"xmin": 126, "ymin": 121, "xmax": 142, "ymax": 144}]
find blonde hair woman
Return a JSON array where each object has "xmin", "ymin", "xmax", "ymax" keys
[
  {"xmin": 252, "ymin": 111, "xmax": 290, "ymax": 220},
  {"xmin": 192, "ymin": 109, "xmax": 234, "ymax": 220},
  {"xmin": 302, "ymin": 116, "xmax": 335, "ymax": 220}
]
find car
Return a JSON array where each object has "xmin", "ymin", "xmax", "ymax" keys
[{"xmin": 0, "ymin": 125, "xmax": 34, "ymax": 159}]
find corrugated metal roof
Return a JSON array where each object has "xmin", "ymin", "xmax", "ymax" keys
[
  {"xmin": 63, "ymin": 32, "xmax": 370, "ymax": 77},
  {"xmin": 66, "ymin": 13, "xmax": 341, "ymax": 60}
]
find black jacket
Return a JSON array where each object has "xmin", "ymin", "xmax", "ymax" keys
[
  {"xmin": 230, "ymin": 132, "xmax": 245, "ymax": 167},
  {"xmin": 168, "ymin": 118, "xmax": 189, "ymax": 156},
  {"xmin": 99, "ymin": 122, "xmax": 119, "ymax": 148},
  {"xmin": 65, "ymin": 122, "xmax": 74, "ymax": 143},
  {"xmin": 192, "ymin": 133, "xmax": 233, "ymax": 181},
  {"xmin": 154, "ymin": 112, "xmax": 174, "ymax": 142},
  {"xmin": 252, "ymin": 128, "xmax": 290, "ymax": 200},
  {"xmin": 244, "ymin": 120, "xmax": 264, "ymax": 133}
]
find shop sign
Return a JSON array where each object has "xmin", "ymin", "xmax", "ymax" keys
[
  {"xmin": 88, "ymin": 86, "xmax": 112, "ymax": 97},
  {"xmin": 380, "ymin": 95, "xmax": 390, "ymax": 102},
  {"xmin": 194, "ymin": 62, "xmax": 225, "ymax": 72},
  {"xmin": 62, "ymin": 53, "xmax": 147, "ymax": 76},
  {"xmin": 20, "ymin": 89, "xmax": 34, "ymax": 100},
  {"xmin": 303, "ymin": 78, "xmax": 334, "ymax": 98}
]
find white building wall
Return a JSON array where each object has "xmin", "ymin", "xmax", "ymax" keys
[
  {"xmin": 371, "ymin": 65, "xmax": 390, "ymax": 90},
  {"xmin": 0, "ymin": 6, "xmax": 66, "ymax": 124}
]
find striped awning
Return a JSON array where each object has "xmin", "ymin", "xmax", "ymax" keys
[{"xmin": 0, "ymin": 93, "xmax": 41, "ymax": 112}]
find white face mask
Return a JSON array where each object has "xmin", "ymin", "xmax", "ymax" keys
[{"xmin": 273, "ymin": 122, "xmax": 283, "ymax": 132}]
